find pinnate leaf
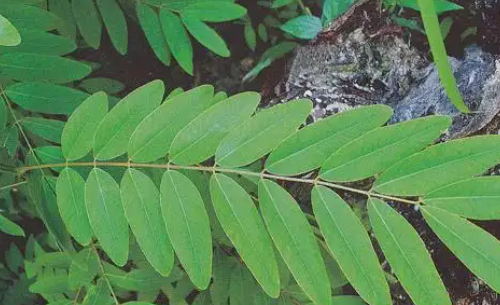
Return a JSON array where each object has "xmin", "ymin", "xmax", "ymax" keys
[
  {"xmin": 160, "ymin": 9, "xmax": 193, "ymax": 74},
  {"xmin": 266, "ymin": 105, "xmax": 392, "ymax": 175},
  {"xmin": 259, "ymin": 179, "xmax": 331, "ymax": 305},
  {"xmin": 312, "ymin": 186, "xmax": 390, "ymax": 305},
  {"xmin": 424, "ymin": 177, "xmax": 500, "ymax": 220},
  {"xmin": 210, "ymin": 174, "xmax": 280, "ymax": 297},
  {"xmin": 368, "ymin": 198, "xmax": 450, "ymax": 305},
  {"xmin": 374, "ymin": 135, "xmax": 500, "ymax": 195},
  {"xmin": 181, "ymin": 2, "xmax": 247, "ymax": 22},
  {"xmin": 85, "ymin": 168, "xmax": 129, "ymax": 266},
  {"xmin": 422, "ymin": 206, "xmax": 500, "ymax": 293},
  {"xmin": 62, "ymin": 92, "xmax": 108, "ymax": 161},
  {"xmin": 93, "ymin": 80, "xmax": 164, "ymax": 160},
  {"xmin": 57, "ymin": 168, "xmax": 93, "ymax": 245},
  {"xmin": 128, "ymin": 85, "xmax": 215, "ymax": 162},
  {"xmin": 216, "ymin": 99, "xmax": 311, "ymax": 168},
  {"xmin": 181, "ymin": 16, "xmax": 230, "ymax": 57},
  {"xmin": 121, "ymin": 169, "xmax": 174, "ymax": 276},
  {"xmin": 170, "ymin": 92, "xmax": 260, "ymax": 165},
  {"xmin": 160, "ymin": 170, "xmax": 212, "ymax": 289},
  {"xmin": 320, "ymin": 116, "xmax": 451, "ymax": 182}
]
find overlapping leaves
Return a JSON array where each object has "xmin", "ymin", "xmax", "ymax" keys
[{"xmin": 25, "ymin": 80, "xmax": 500, "ymax": 305}]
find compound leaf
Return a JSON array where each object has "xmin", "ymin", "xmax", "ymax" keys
[
  {"xmin": 85, "ymin": 168, "xmax": 129, "ymax": 266},
  {"xmin": 129, "ymin": 85, "xmax": 215, "ymax": 162},
  {"xmin": 210, "ymin": 174, "xmax": 280, "ymax": 297},
  {"xmin": 320, "ymin": 116, "xmax": 451, "ymax": 182},
  {"xmin": 93, "ymin": 80, "xmax": 164, "ymax": 160},
  {"xmin": 312, "ymin": 186, "xmax": 390, "ymax": 305},
  {"xmin": 56, "ymin": 168, "xmax": 92, "ymax": 245},
  {"xmin": 266, "ymin": 105, "xmax": 392, "ymax": 175},
  {"xmin": 424, "ymin": 177, "xmax": 500, "ymax": 220},
  {"xmin": 160, "ymin": 9, "xmax": 193, "ymax": 75},
  {"xmin": 368, "ymin": 198, "xmax": 450, "ymax": 305},
  {"xmin": 374, "ymin": 135, "xmax": 500, "ymax": 195},
  {"xmin": 0, "ymin": 53, "xmax": 91, "ymax": 83},
  {"xmin": 170, "ymin": 92, "xmax": 260, "ymax": 165},
  {"xmin": 72, "ymin": 0, "xmax": 102, "ymax": 49},
  {"xmin": 121, "ymin": 169, "xmax": 174, "ymax": 276},
  {"xmin": 259, "ymin": 179, "xmax": 330, "ymax": 305},
  {"xmin": 6, "ymin": 82, "xmax": 89, "ymax": 115},
  {"xmin": 181, "ymin": 16, "xmax": 230, "ymax": 57},
  {"xmin": 423, "ymin": 207, "xmax": 500, "ymax": 294},
  {"xmin": 216, "ymin": 99, "xmax": 311, "ymax": 168},
  {"xmin": 181, "ymin": 2, "xmax": 247, "ymax": 22},
  {"xmin": 136, "ymin": 3, "xmax": 171, "ymax": 65},
  {"xmin": 96, "ymin": 0, "xmax": 127, "ymax": 55},
  {"xmin": 160, "ymin": 170, "xmax": 212, "ymax": 289},
  {"xmin": 62, "ymin": 92, "xmax": 108, "ymax": 160}
]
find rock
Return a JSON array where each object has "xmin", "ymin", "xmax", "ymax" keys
[{"xmin": 283, "ymin": 4, "xmax": 500, "ymax": 138}]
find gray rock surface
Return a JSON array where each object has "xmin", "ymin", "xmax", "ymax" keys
[{"xmin": 284, "ymin": 29, "xmax": 500, "ymax": 138}]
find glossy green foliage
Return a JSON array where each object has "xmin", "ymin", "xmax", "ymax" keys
[{"xmin": 17, "ymin": 83, "xmax": 500, "ymax": 305}]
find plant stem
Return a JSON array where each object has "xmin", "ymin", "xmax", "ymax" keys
[
  {"xmin": 18, "ymin": 161, "xmax": 420, "ymax": 206},
  {"xmin": 0, "ymin": 180, "xmax": 27, "ymax": 191},
  {"xmin": 91, "ymin": 243, "xmax": 120, "ymax": 305}
]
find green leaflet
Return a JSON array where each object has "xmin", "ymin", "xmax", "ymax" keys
[
  {"xmin": 48, "ymin": 0, "xmax": 77, "ymax": 40},
  {"xmin": 160, "ymin": 170, "xmax": 212, "ymax": 289},
  {"xmin": 68, "ymin": 248, "xmax": 99, "ymax": 290},
  {"xmin": 6, "ymin": 82, "xmax": 89, "ymax": 115},
  {"xmin": 422, "ymin": 207, "xmax": 500, "ymax": 293},
  {"xmin": 0, "ymin": 213, "xmax": 24, "ymax": 236},
  {"xmin": 368, "ymin": 198, "xmax": 450, "ymax": 305},
  {"xmin": 21, "ymin": 117, "xmax": 64, "ymax": 144},
  {"xmin": 259, "ymin": 179, "xmax": 331, "ymax": 305},
  {"xmin": 403, "ymin": 0, "xmax": 463, "ymax": 14},
  {"xmin": 128, "ymin": 85, "xmax": 215, "ymax": 162},
  {"xmin": 160, "ymin": 9, "xmax": 193, "ymax": 75},
  {"xmin": 0, "ymin": 3, "xmax": 60, "ymax": 31},
  {"xmin": 417, "ymin": 0, "xmax": 468, "ymax": 113},
  {"xmin": 62, "ymin": 92, "xmax": 108, "ymax": 161},
  {"xmin": 96, "ymin": 0, "xmax": 127, "ymax": 55},
  {"xmin": 28, "ymin": 171, "xmax": 74, "ymax": 253},
  {"xmin": 322, "ymin": 0, "xmax": 353, "ymax": 25},
  {"xmin": 2, "ymin": 125, "xmax": 19, "ymax": 156},
  {"xmin": 85, "ymin": 168, "xmax": 129, "ymax": 266},
  {"xmin": 123, "ymin": 302, "xmax": 155, "ymax": 305},
  {"xmin": 271, "ymin": 0, "xmax": 295, "ymax": 8},
  {"xmin": 170, "ymin": 92, "xmax": 260, "ymax": 165},
  {"xmin": 0, "ymin": 53, "xmax": 91, "ymax": 83},
  {"xmin": 181, "ymin": 16, "xmax": 230, "ymax": 57},
  {"xmin": 120, "ymin": 169, "xmax": 174, "ymax": 276},
  {"xmin": 281, "ymin": 16, "xmax": 323, "ymax": 40},
  {"xmin": 0, "ymin": 13, "xmax": 21, "ymax": 46},
  {"xmin": 331, "ymin": 296, "xmax": 367, "ymax": 305},
  {"xmin": 105, "ymin": 266, "xmax": 183, "ymax": 291},
  {"xmin": 136, "ymin": 3, "xmax": 171, "ymax": 66},
  {"xmin": 210, "ymin": 174, "xmax": 280, "ymax": 297},
  {"xmin": 312, "ymin": 186, "xmax": 390, "ymax": 305},
  {"xmin": 72, "ymin": 0, "xmax": 102, "ymax": 49},
  {"xmin": 374, "ymin": 135, "xmax": 500, "ymax": 196},
  {"xmin": 216, "ymin": 99, "xmax": 311, "ymax": 168},
  {"xmin": 0, "ymin": 30, "xmax": 76, "ymax": 55},
  {"xmin": 320, "ymin": 116, "xmax": 451, "ymax": 182},
  {"xmin": 93, "ymin": 80, "xmax": 164, "ymax": 160},
  {"xmin": 424, "ymin": 177, "xmax": 500, "ymax": 220},
  {"xmin": 244, "ymin": 23, "xmax": 256, "ymax": 51},
  {"xmin": 79, "ymin": 77, "xmax": 125, "ymax": 95},
  {"xmin": 181, "ymin": 2, "xmax": 247, "ymax": 22},
  {"xmin": 230, "ymin": 264, "xmax": 258, "ymax": 305},
  {"xmin": 35, "ymin": 146, "xmax": 65, "ymax": 172},
  {"xmin": 266, "ymin": 105, "xmax": 392, "ymax": 176},
  {"xmin": 211, "ymin": 249, "xmax": 237, "ymax": 305},
  {"xmin": 56, "ymin": 168, "xmax": 93, "ymax": 246},
  {"xmin": 81, "ymin": 278, "xmax": 113, "ymax": 305},
  {"xmin": 29, "ymin": 275, "xmax": 69, "ymax": 294}
]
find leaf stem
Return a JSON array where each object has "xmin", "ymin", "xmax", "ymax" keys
[
  {"xmin": 18, "ymin": 161, "xmax": 420, "ymax": 206},
  {"xmin": 0, "ymin": 180, "xmax": 27, "ymax": 191},
  {"xmin": 91, "ymin": 243, "xmax": 120, "ymax": 305}
]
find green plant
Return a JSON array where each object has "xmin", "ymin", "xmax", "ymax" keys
[{"xmin": 3, "ymin": 78, "xmax": 500, "ymax": 305}]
